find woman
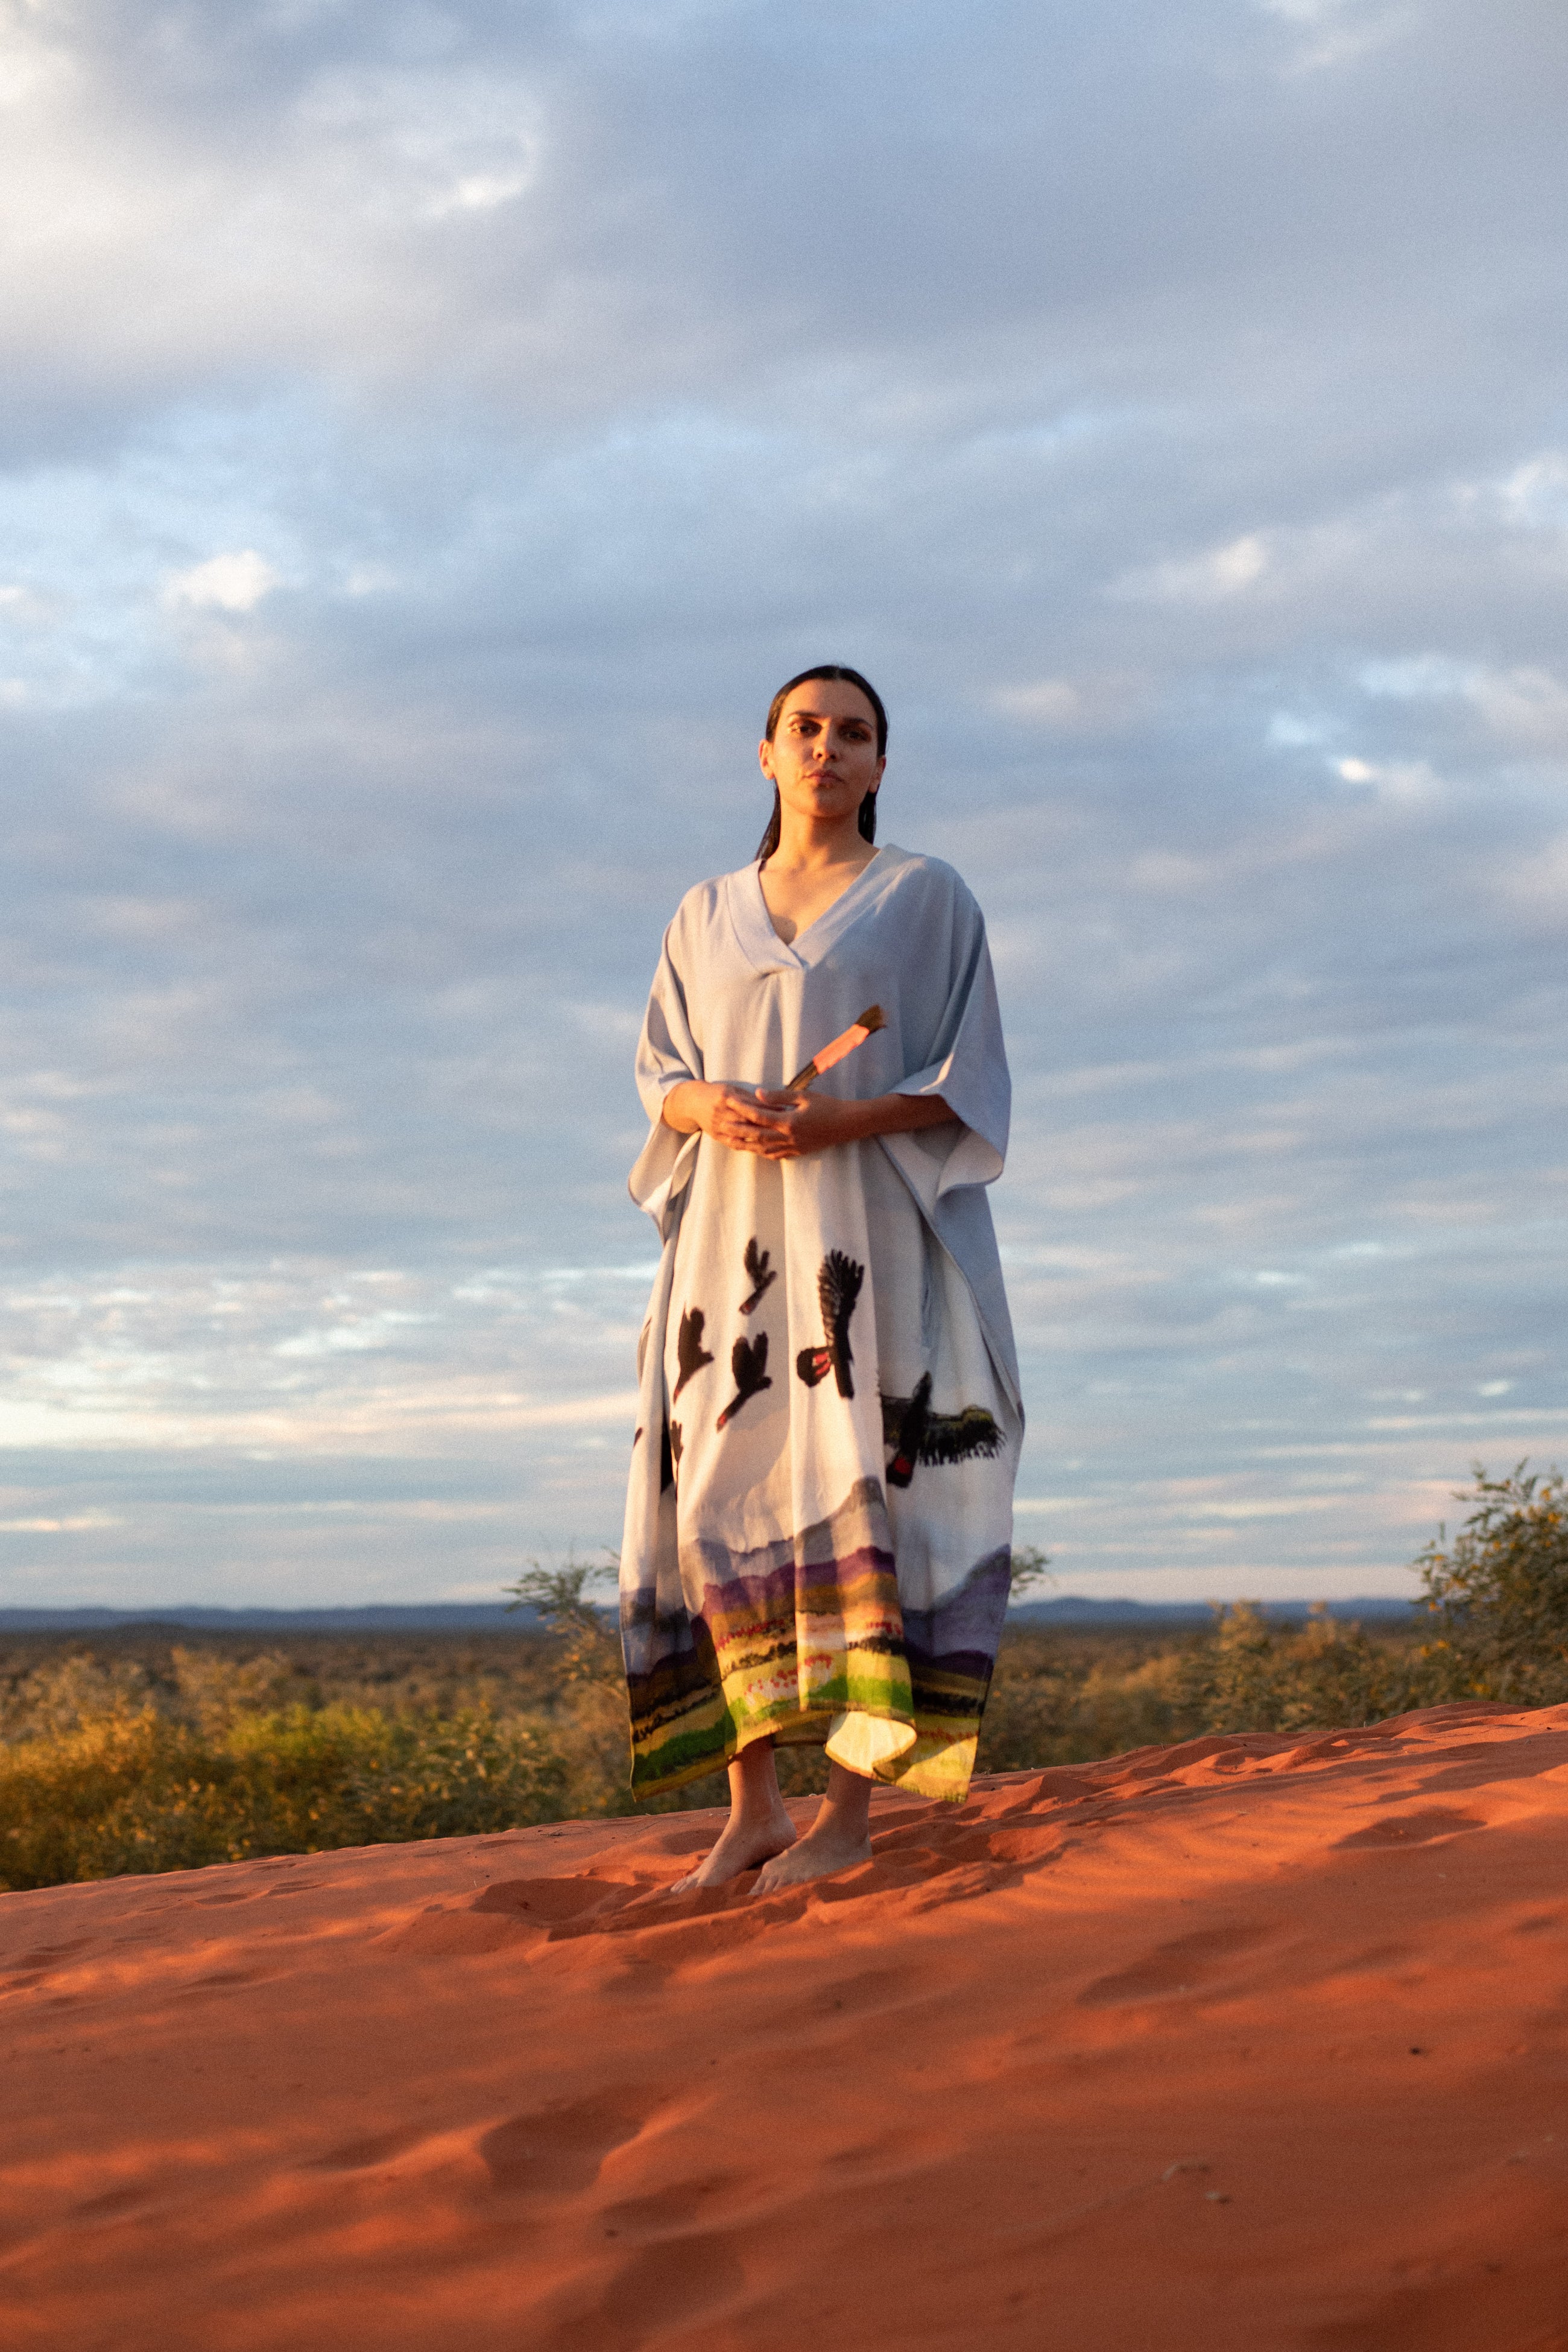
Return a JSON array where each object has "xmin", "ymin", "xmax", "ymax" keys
[{"xmin": 621, "ymin": 664, "xmax": 1021, "ymax": 1894}]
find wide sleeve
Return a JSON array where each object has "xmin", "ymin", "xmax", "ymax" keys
[
  {"xmin": 887, "ymin": 876, "xmax": 1010, "ymax": 1198},
  {"xmin": 627, "ymin": 918, "xmax": 704, "ymax": 1238},
  {"xmin": 877, "ymin": 870, "xmax": 1020, "ymax": 1412}
]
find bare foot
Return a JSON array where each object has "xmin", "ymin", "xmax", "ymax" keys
[
  {"xmin": 750, "ymin": 1818, "xmax": 873, "ymax": 1895},
  {"xmin": 666, "ymin": 1807, "xmax": 797, "ymax": 1893}
]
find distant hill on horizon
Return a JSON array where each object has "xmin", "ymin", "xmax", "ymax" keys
[{"xmin": 0, "ymin": 1594, "xmax": 1419, "ymax": 1635}]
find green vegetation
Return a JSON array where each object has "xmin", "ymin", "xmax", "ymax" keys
[
  {"xmin": 4, "ymin": 1467, "xmax": 1563, "ymax": 1893},
  {"xmin": 1413, "ymin": 1464, "xmax": 1568, "ymax": 1706},
  {"xmin": 0, "ymin": 1699, "xmax": 569, "ymax": 1892}
]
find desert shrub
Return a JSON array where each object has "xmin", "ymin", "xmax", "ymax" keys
[
  {"xmin": 0, "ymin": 1650, "xmax": 155, "ymax": 1740},
  {"xmin": 1414, "ymin": 1464, "xmax": 1568, "ymax": 1706},
  {"xmin": 170, "ymin": 1646, "xmax": 299, "ymax": 1734},
  {"xmin": 0, "ymin": 1701, "xmax": 570, "ymax": 1892},
  {"xmin": 504, "ymin": 1559, "xmax": 625, "ymax": 1690},
  {"xmin": 1175, "ymin": 1601, "xmax": 1430, "ymax": 1734},
  {"xmin": 500, "ymin": 1557, "xmax": 663, "ymax": 1816},
  {"xmin": 979, "ymin": 1601, "xmax": 1439, "ymax": 1763},
  {"xmin": 978, "ymin": 1634, "xmax": 1201, "ymax": 1769}
]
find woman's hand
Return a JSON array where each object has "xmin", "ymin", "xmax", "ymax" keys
[
  {"xmin": 662, "ymin": 1081, "xmax": 800, "ymax": 1157},
  {"xmin": 663, "ymin": 1081, "xmax": 954, "ymax": 1160},
  {"xmin": 750, "ymin": 1090, "xmax": 859, "ymax": 1157}
]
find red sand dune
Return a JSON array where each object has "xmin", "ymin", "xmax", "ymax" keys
[{"xmin": 5, "ymin": 1700, "xmax": 1568, "ymax": 2351}]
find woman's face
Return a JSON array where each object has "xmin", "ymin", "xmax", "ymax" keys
[{"xmin": 759, "ymin": 679, "xmax": 885, "ymax": 833}]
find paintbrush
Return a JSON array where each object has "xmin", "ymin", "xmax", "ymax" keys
[{"xmin": 782, "ymin": 1004, "xmax": 887, "ymax": 1095}]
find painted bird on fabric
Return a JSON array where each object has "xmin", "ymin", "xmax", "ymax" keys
[
  {"xmin": 880, "ymin": 1373, "xmax": 1004, "ymax": 1487},
  {"xmin": 739, "ymin": 1237, "xmax": 776, "ymax": 1315},
  {"xmin": 672, "ymin": 1306, "xmax": 714, "ymax": 1402},
  {"xmin": 795, "ymin": 1249, "xmax": 864, "ymax": 1399},
  {"xmin": 716, "ymin": 1333, "xmax": 773, "ymax": 1429}
]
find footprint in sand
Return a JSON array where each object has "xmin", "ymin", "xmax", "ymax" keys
[
  {"xmin": 308, "ymin": 2125, "xmax": 433, "ymax": 2173},
  {"xmin": 479, "ymin": 2092, "xmax": 651, "ymax": 2197},
  {"xmin": 1078, "ymin": 1920, "xmax": 1280, "ymax": 2008},
  {"xmin": 1335, "ymin": 1807, "xmax": 1487, "ymax": 1848}
]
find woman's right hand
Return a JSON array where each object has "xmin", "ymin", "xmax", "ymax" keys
[{"xmin": 662, "ymin": 1080, "xmax": 800, "ymax": 1157}]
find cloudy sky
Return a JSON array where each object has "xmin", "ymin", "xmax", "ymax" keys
[{"xmin": 2, "ymin": 0, "xmax": 1565, "ymax": 1608}]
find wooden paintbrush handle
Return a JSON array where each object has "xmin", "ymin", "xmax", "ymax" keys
[{"xmin": 783, "ymin": 1004, "xmax": 886, "ymax": 1093}]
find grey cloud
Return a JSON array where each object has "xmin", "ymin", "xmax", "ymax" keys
[{"xmin": 7, "ymin": 3, "xmax": 1564, "ymax": 450}]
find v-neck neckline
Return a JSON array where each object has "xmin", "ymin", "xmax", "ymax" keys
[{"xmin": 735, "ymin": 847, "xmax": 891, "ymax": 972}]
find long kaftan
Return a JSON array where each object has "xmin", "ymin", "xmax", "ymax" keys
[{"xmin": 621, "ymin": 843, "xmax": 1021, "ymax": 1803}]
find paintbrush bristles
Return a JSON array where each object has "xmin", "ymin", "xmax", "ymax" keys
[{"xmin": 855, "ymin": 1004, "xmax": 887, "ymax": 1034}]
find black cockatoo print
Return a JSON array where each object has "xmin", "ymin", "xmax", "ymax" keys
[
  {"xmin": 739, "ymin": 1238, "xmax": 776, "ymax": 1315},
  {"xmin": 672, "ymin": 1306, "xmax": 714, "ymax": 1402},
  {"xmin": 882, "ymin": 1373, "xmax": 931, "ymax": 1488},
  {"xmin": 795, "ymin": 1250, "xmax": 864, "ymax": 1399},
  {"xmin": 879, "ymin": 1373, "xmax": 1005, "ymax": 1487},
  {"xmin": 716, "ymin": 1333, "xmax": 773, "ymax": 1429}
]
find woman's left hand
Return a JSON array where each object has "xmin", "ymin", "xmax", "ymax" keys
[
  {"xmin": 750, "ymin": 1090, "xmax": 862, "ymax": 1158},
  {"xmin": 733, "ymin": 1088, "xmax": 955, "ymax": 1159}
]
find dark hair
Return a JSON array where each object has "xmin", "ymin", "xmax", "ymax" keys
[{"xmin": 756, "ymin": 664, "xmax": 887, "ymax": 864}]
